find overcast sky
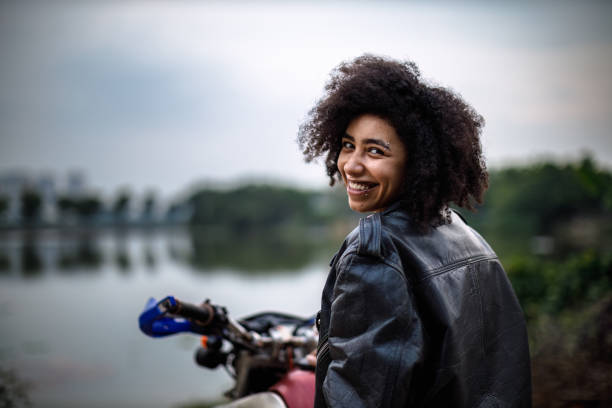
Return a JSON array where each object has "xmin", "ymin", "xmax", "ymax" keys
[{"xmin": 1, "ymin": 1, "xmax": 611, "ymax": 199}]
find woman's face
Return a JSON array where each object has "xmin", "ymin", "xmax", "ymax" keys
[{"xmin": 337, "ymin": 114, "xmax": 407, "ymax": 213}]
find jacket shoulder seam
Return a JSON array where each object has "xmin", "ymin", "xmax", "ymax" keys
[
  {"xmin": 336, "ymin": 248, "xmax": 407, "ymax": 285},
  {"xmin": 417, "ymin": 254, "xmax": 498, "ymax": 283}
]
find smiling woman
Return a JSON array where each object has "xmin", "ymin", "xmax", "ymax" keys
[
  {"xmin": 299, "ymin": 55, "xmax": 489, "ymax": 232},
  {"xmin": 299, "ymin": 55, "xmax": 532, "ymax": 408},
  {"xmin": 338, "ymin": 114, "xmax": 407, "ymax": 213}
]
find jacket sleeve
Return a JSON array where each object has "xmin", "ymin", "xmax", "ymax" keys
[{"xmin": 322, "ymin": 252, "xmax": 424, "ymax": 408}]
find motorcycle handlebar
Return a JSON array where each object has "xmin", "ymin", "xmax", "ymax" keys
[
  {"xmin": 141, "ymin": 295, "xmax": 316, "ymax": 349},
  {"xmin": 163, "ymin": 297, "xmax": 215, "ymax": 326}
]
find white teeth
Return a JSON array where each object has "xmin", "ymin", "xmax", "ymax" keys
[{"xmin": 348, "ymin": 181, "xmax": 373, "ymax": 191}]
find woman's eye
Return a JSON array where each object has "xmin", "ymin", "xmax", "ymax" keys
[
  {"xmin": 342, "ymin": 141, "xmax": 354, "ymax": 149},
  {"xmin": 368, "ymin": 147, "xmax": 385, "ymax": 155}
]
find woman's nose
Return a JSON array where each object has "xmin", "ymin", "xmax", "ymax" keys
[{"xmin": 344, "ymin": 153, "xmax": 364, "ymax": 175}]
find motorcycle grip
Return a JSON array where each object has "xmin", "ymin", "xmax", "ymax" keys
[{"xmin": 171, "ymin": 299, "xmax": 214, "ymax": 326}]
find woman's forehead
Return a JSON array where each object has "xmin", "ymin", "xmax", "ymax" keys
[{"xmin": 345, "ymin": 114, "xmax": 400, "ymax": 146}]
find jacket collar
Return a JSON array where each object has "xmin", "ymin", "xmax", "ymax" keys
[{"xmin": 380, "ymin": 199, "xmax": 407, "ymax": 216}]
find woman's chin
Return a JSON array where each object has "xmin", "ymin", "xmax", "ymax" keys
[{"xmin": 348, "ymin": 199, "xmax": 377, "ymax": 213}]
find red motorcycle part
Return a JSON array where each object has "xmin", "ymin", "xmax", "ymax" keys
[{"xmin": 269, "ymin": 369, "xmax": 315, "ymax": 408}]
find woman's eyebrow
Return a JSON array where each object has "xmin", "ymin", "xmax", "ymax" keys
[
  {"xmin": 343, "ymin": 133, "xmax": 391, "ymax": 151},
  {"xmin": 367, "ymin": 139, "xmax": 391, "ymax": 150}
]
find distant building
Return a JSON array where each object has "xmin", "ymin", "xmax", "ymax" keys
[
  {"xmin": 0, "ymin": 170, "xmax": 173, "ymax": 227},
  {"xmin": 0, "ymin": 172, "xmax": 28, "ymax": 224},
  {"xmin": 0, "ymin": 170, "xmax": 88, "ymax": 225},
  {"xmin": 67, "ymin": 171, "xmax": 86, "ymax": 198},
  {"xmin": 37, "ymin": 175, "xmax": 57, "ymax": 224}
]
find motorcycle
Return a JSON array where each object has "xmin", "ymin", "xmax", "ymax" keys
[{"xmin": 138, "ymin": 296, "xmax": 318, "ymax": 408}]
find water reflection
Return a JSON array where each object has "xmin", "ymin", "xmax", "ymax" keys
[
  {"xmin": 0, "ymin": 231, "xmax": 109, "ymax": 277},
  {"xmin": 57, "ymin": 238, "xmax": 103, "ymax": 272},
  {"xmin": 0, "ymin": 229, "xmax": 150, "ymax": 276},
  {"xmin": 21, "ymin": 239, "xmax": 43, "ymax": 278},
  {"xmin": 115, "ymin": 247, "xmax": 131, "ymax": 273},
  {"xmin": 0, "ymin": 253, "xmax": 9, "ymax": 273},
  {"xmin": 183, "ymin": 226, "xmax": 334, "ymax": 273},
  {"xmin": 143, "ymin": 245, "xmax": 157, "ymax": 270},
  {"xmin": 0, "ymin": 227, "xmax": 339, "ymax": 276}
]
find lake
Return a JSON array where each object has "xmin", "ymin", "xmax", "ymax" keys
[{"xmin": 0, "ymin": 228, "xmax": 332, "ymax": 407}]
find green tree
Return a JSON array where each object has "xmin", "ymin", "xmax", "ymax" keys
[
  {"xmin": 189, "ymin": 185, "xmax": 319, "ymax": 231},
  {"xmin": 0, "ymin": 195, "xmax": 8, "ymax": 218},
  {"xmin": 57, "ymin": 196, "xmax": 75, "ymax": 226},
  {"xmin": 76, "ymin": 196, "xmax": 102, "ymax": 222},
  {"xmin": 112, "ymin": 190, "xmax": 131, "ymax": 223},
  {"xmin": 57, "ymin": 196, "xmax": 75, "ymax": 217},
  {"xmin": 142, "ymin": 192, "xmax": 156, "ymax": 221},
  {"xmin": 20, "ymin": 189, "xmax": 42, "ymax": 223},
  {"xmin": 462, "ymin": 154, "xmax": 612, "ymax": 258}
]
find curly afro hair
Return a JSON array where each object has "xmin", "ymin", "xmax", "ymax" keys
[{"xmin": 298, "ymin": 54, "xmax": 488, "ymax": 231}]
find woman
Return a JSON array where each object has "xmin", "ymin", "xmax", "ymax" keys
[{"xmin": 299, "ymin": 55, "xmax": 532, "ymax": 407}]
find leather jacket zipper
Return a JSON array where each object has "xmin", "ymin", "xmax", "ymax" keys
[
  {"xmin": 421, "ymin": 254, "xmax": 497, "ymax": 282},
  {"xmin": 317, "ymin": 333, "xmax": 330, "ymax": 362}
]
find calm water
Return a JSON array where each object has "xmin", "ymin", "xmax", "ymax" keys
[{"xmin": 0, "ymin": 228, "xmax": 331, "ymax": 407}]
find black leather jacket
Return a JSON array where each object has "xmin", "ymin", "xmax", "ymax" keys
[{"xmin": 314, "ymin": 202, "xmax": 531, "ymax": 407}]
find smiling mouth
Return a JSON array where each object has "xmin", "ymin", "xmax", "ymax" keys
[{"xmin": 347, "ymin": 181, "xmax": 378, "ymax": 192}]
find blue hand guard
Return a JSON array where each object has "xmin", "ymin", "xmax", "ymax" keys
[{"xmin": 138, "ymin": 296, "xmax": 197, "ymax": 337}]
